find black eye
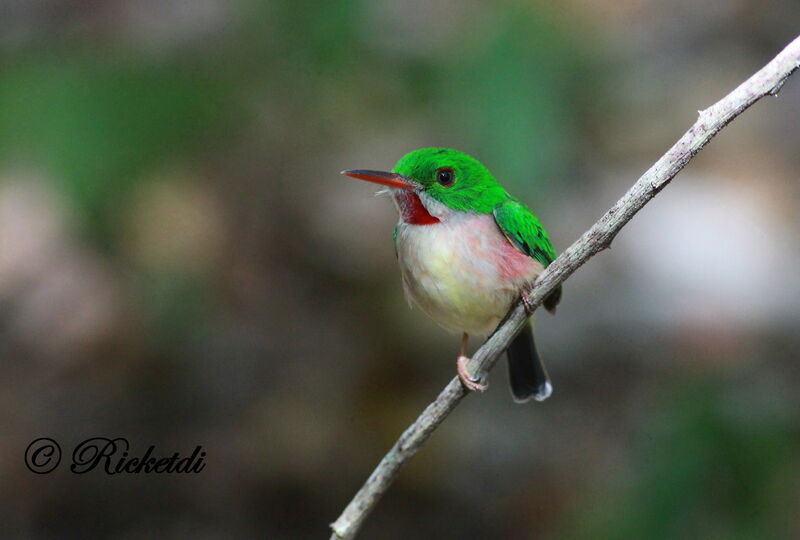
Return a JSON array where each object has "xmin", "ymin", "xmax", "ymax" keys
[{"xmin": 436, "ymin": 167, "xmax": 455, "ymax": 187}]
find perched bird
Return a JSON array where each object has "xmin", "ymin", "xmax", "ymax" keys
[{"xmin": 343, "ymin": 148, "xmax": 560, "ymax": 402}]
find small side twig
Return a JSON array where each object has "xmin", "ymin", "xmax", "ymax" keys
[{"xmin": 330, "ymin": 35, "xmax": 800, "ymax": 540}]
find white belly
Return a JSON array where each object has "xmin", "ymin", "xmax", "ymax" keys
[{"xmin": 395, "ymin": 213, "xmax": 543, "ymax": 335}]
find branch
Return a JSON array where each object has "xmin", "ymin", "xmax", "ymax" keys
[{"xmin": 330, "ymin": 35, "xmax": 800, "ymax": 540}]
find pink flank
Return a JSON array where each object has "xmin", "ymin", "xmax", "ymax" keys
[
  {"xmin": 462, "ymin": 215, "xmax": 539, "ymax": 281},
  {"xmin": 497, "ymin": 234, "xmax": 539, "ymax": 281}
]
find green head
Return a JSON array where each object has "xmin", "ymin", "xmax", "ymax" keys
[{"xmin": 343, "ymin": 148, "xmax": 509, "ymax": 214}]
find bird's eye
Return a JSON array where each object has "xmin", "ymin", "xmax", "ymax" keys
[{"xmin": 435, "ymin": 167, "xmax": 455, "ymax": 187}]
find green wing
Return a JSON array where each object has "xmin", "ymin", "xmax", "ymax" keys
[
  {"xmin": 493, "ymin": 199, "xmax": 562, "ymax": 313},
  {"xmin": 493, "ymin": 199, "xmax": 556, "ymax": 267}
]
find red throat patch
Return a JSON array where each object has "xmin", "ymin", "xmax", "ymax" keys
[{"xmin": 394, "ymin": 191, "xmax": 440, "ymax": 225}]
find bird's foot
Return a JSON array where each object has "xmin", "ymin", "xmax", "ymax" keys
[
  {"xmin": 456, "ymin": 355, "xmax": 487, "ymax": 392},
  {"xmin": 521, "ymin": 290, "xmax": 537, "ymax": 315}
]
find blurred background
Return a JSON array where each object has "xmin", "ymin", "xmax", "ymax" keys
[{"xmin": 2, "ymin": 1, "xmax": 799, "ymax": 538}]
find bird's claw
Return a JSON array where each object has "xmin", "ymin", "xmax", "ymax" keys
[
  {"xmin": 456, "ymin": 355, "xmax": 487, "ymax": 392},
  {"xmin": 521, "ymin": 290, "xmax": 536, "ymax": 315}
]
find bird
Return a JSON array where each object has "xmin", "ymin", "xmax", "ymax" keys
[{"xmin": 342, "ymin": 148, "xmax": 561, "ymax": 402}]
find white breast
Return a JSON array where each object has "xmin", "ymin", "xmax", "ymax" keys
[{"xmin": 395, "ymin": 211, "xmax": 542, "ymax": 335}]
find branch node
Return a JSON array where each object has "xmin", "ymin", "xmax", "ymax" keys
[{"xmin": 768, "ymin": 78, "xmax": 787, "ymax": 96}]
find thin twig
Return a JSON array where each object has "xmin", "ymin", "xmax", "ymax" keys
[{"xmin": 330, "ymin": 35, "xmax": 800, "ymax": 540}]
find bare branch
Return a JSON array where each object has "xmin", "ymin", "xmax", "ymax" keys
[{"xmin": 330, "ymin": 35, "xmax": 800, "ymax": 540}]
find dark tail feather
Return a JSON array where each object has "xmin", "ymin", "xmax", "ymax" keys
[
  {"xmin": 507, "ymin": 322, "xmax": 552, "ymax": 403},
  {"xmin": 543, "ymin": 284, "xmax": 562, "ymax": 314}
]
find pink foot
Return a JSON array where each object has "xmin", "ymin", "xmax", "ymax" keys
[{"xmin": 457, "ymin": 355, "xmax": 487, "ymax": 392}]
